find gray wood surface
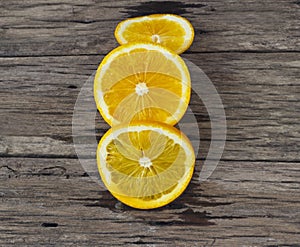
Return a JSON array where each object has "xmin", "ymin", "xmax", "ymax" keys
[{"xmin": 0, "ymin": 0, "xmax": 299, "ymax": 246}]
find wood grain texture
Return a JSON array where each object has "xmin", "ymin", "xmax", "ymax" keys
[
  {"xmin": 0, "ymin": 0, "xmax": 299, "ymax": 57},
  {"xmin": 1, "ymin": 54, "xmax": 299, "ymax": 161},
  {"xmin": 0, "ymin": 158, "xmax": 299, "ymax": 246},
  {"xmin": 0, "ymin": 0, "xmax": 299, "ymax": 246}
]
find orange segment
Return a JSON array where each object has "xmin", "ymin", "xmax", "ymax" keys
[
  {"xmin": 94, "ymin": 43, "xmax": 191, "ymax": 126},
  {"xmin": 97, "ymin": 121, "xmax": 195, "ymax": 209},
  {"xmin": 115, "ymin": 14, "xmax": 194, "ymax": 54}
]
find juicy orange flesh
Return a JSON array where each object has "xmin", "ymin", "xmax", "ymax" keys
[
  {"xmin": 100, "ymin": 49, "xmax": 182, "ymax": 90},
  {"xmin": 121, "ymin": 19, "xmax": 186, "ymax": 52},
  {"xmin": 103, "ymin": 130, "xmax": 188, "ymax": 197},
  {"xmin": 102, "ymin": 72, "xmax": 185, "ymax": 124},
  {"xmin": 96, "ymin": 48, "xmax": 190, "ymax": 125},
  {"xmin": 113, "ymin": 183, "xmax": 178, "ymax": 202}
]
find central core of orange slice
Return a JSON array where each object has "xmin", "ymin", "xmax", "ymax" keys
[
  {"xmin": 151, "ymin": 34, "xmax": 161, "ymax": 43},
  {"xmin": 135, "ymin": 82, "xmax": 149, "ymax": 96},
  {"xmin": 139, "ymin": 156, "xmax": 152, "ymax": 168}
]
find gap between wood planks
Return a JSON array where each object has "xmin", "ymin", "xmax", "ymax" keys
[
  {"xmin": 1, "ymin": 154, "xmax": 300, "ymax": 164},
  {"xmin": 0, "ymin": 50, "xmax": 299, "ymax": 58}
]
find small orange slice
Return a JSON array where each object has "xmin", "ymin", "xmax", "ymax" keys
[{"xmin": 115, "ymin": 14, "xmax": 194, "ymax": 54}]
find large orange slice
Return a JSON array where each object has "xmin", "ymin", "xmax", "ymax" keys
[
  {"xmin": 97, "ymin": 121, "xmax": 195, "ymax": 209},
  {"xmin": 94, "ymin": 43, "xmax": 191, "ymax": 126}
]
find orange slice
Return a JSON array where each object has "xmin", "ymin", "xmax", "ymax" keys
[
  {"xmin": 115, "ymin": 14, "xmax": 194, "ymax": 54},
  {"xmin": 97, "ymin": 121, "xmax": 195, "ymax": 209},
  {"xmin": 94, "ymin": 43, "xmax": 191, "ymax": 126}
]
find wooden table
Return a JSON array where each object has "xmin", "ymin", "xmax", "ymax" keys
[{"xmin": 1, "ymin": 1, "xmax": 299, "ymax": 246}]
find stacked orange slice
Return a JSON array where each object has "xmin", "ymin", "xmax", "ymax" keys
[
  {"xmin": 94, "ymin": 43, "xmax": 191, "ymax": 126},
  {"xmin": 97, "ymin": 121, "xmax": 195, "ymax": 209},
  {"xmin": 115, "ymin": 14, "xmax": 194, "ymax": 54}
]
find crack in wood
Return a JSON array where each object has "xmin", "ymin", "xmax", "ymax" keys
[
  {"xmin": 41, "ymin": 222, "xmax": 58, "ymax": 227},
  {"xmin": 38, "ymin": 166, "xmax": 66, "ymax": 176},
  {"xmin": 67, "ymin": 85, "xmax": 77, "ymax": 89},
  {"xmin": 0, "ymin": 165, "xmax": 18, "ymax": 178}
]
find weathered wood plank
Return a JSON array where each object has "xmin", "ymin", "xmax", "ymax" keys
[
  {"xmin": 0, "ymin": 53, "xmax": 299, "ymax": 161},
  {"xmin": 0, "ymin": 158, "xmax": 299, "ymax": 246},
  {"xmin": 0, "ymin": 0, "xmax": 299, "ymax": 57}
]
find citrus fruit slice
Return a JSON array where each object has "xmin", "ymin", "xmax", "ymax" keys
[
  {"xmin": 97, "ymin": 121, "xmax": 195, "ymax": 209},
  {"xmin": 94, "ymin": 43, "xmax": 191, "ymax": 126},
  {"xmin": 115, "ymin": 14, "xmax": 194, "ymax": 54}
]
